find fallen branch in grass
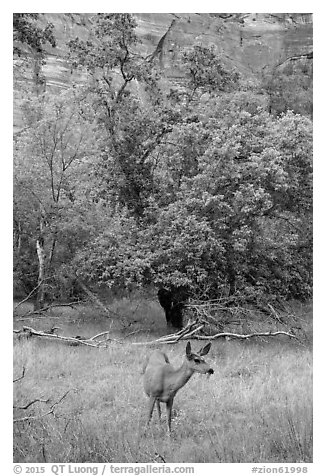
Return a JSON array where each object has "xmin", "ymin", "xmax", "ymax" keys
[
  {"xmin": 132, "ymin": 322, "xmax": 205, "ymax": 346},
  {"xmin": 16, "ymin": 315, "xmax": 63, "ymax": 321},
  {"xmin": 13, "ymin": 326, "xmax": 123, "ymax": 347},
  {"xmin": 14, "ymin": 326, "xmax": 99, "ymax": 347},
  {"xmin": 16, "ymin": 300, "xmax": 86, "ymax": 318},
  {"xmin": 14, "ymin": 397, "xmax": 50, "ymax": 410},
  {"xmin": 132, "ymin": 319, "xmax": 298, "ymax": 345},
  {"xmin": 13, "ymin": 366, "xmax": 26, "ymax": 383},
  {"xmin": 13, "ymin": 319, "xmax": 298, "ymax": 348},
  {"xmin": 187, "ymin": 330, "xmax": 297, "ymax": 340},
  {"xmin": 14, "ymin": 389, "xmax": 76, "ymax": 423},
  {"xmin": 267, "ymin": 303, "xmax": 284, "ymax": 323},
  {"xmin": 14, "ymin": 304, "xmax": 299, "ymax": 349},
  {"xmin": 89, "ymin": 330, "xmax": 112, "ymax": 341}
]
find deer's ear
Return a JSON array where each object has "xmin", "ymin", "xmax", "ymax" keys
[
  {"xmin": 199, "ymin": 342, "xmax": 211, "ymax": 356},
  {"xmin": 186, "ymin": 341, "xmax": 192, "ymax": 357}
]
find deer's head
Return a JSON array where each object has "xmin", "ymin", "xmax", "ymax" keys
[{"xmin": 186, "ymin": 341, "xmax": 214, "ymax": 375}]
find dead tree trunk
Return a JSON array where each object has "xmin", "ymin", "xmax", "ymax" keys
[
  {"xmin": 34, "ymin": 209, "xmax": 48, "ymax": 311},
  {"xmin": 35, "ymin": 236, "xmax": 46, "ymax": 310}
]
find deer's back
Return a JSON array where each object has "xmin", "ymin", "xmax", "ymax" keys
[{"xmin": 143, "ymin": 350, "xmax": 175, "ymax": 399}]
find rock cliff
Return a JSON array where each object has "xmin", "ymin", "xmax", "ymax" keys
[
  {"xmin": 34, "ymin": 13, "xmax": 313, "ymax": 87},
  {"xmin": 14, "ymin": 13, "xmax": 313, "ymax": 128}
]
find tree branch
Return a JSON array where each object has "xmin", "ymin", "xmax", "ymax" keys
[
  {"xmin": 131, "ymin": 318, "xmax": 298, "ymax": 346},
  {"xmin": 13, "ymin": 326, "xmax": 100, "ymax": 347},
  {"xmin": 14, "ymin": 397, "xmax": 50, "ymax": 410},
  {"xmin": 14, "ymin": 389, "xmax": 76, "ymax": 423},
  {"xmin": 13, "ymin": 326, "xmax": 123, "ymax": 347},
  {"xmin": 19, "ymin": 300, "xmax": 83, "ymax": 317},
  {"xmin": 13, "ymin": 366, "xmax": 26, "ymax": 383},
  {"xmin": 189, "ymin": 330, "xmax": 298, "ymax": 340},
  {"xmin": 14, "ymin": 281, "xmax": 46, "ymax": 311}
]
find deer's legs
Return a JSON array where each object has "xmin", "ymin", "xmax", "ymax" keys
[
  {"xmin": 156, "ymin": 400, "xmax": 162, "ymax": 421},
  {"xmin": 146, "ymin": 396, "xmax": 156, "ymax": 426},
  {"xmin": 166, "ymin": 398, "xmax": 174, "ymax": 433}
]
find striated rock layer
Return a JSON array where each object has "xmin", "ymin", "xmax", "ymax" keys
[{"xmin": 14, "ymin": 13, "xmax": 313, "ymax": 129}]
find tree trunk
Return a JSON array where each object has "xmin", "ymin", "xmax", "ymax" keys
[
  {"xmin": 157, "ymin": 288, "xmax": 186, "ymax": 329},
  {"xmin": 14, "ymin": 220, "xmax": 22, "ymax": 256},
  {"xmin": 33, "ymin": 52, "xmax": 46, "ymax": 96},
  {"xmin": 48, "ymin": 236, "xmax": 57, "ymax": 267},
  {"xmin": 227, "ymin": 269, "xmax": 236, "ymax": 296},
  {"xmin": 35, "ymin": 237, "xmax": 46, "ymax": 310}
]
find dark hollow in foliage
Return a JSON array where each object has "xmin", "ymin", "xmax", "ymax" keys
[{"xmin": 157, "ymin": 287, "xmax": 189, "ymax": 329}]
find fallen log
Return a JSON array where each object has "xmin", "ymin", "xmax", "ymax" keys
[
  {"xmin": 13, "ymin": 322, "xmax": 298, "ymax": 348},
  {"xmin": 13, "ymin": 326, "xmax": 123, "ymax": 347},
  {"xmin": 131, "ymin": 326, "xmax": 297, "ymax": 346},
  {"xmin": 185, "ymin": 330, "xmax": 297, "ymax": 340}
]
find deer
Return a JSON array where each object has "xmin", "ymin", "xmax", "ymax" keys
[{"xmin": 142, "ymin": 341, "xmax": 214, "ymax": 433}]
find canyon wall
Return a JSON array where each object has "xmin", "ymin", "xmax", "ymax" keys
[{"xmin": 14, "ymin": 13, "xmax": 313, "ymax": 128}]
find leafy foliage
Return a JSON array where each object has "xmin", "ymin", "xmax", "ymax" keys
[
  {"xmin": 181, "ymin": 45, "xmax": 240, "ymax": 97},
  {"xmin": 74, "ymin": 104, "xmax": 312, "ymax": 301},
  {"xmin": 13, "ymin": 13, "xmax": 57, "ymax": 96},
  {"xmin": 262, "ymin": 59, "xmax": 313, "ymax": 117},
  {"xmin": 13, "ymin": 14, "xmax": 313, "ymax": 306},
  {"xmin": 13, "ymin": 13, "xmax": 56, "ymax": 57}
]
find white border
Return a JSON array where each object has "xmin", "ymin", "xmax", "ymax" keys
[{"xmin": 4, "ymin": 4, "xmax": 323, "ymax": 474}]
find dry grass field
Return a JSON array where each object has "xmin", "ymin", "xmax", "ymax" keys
[{"xmin": 13, "ymin": 298, "xmax": 313, "ymax": 463}]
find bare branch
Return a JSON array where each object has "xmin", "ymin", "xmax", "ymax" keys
[
  {"xmin": 13, "ymin": 326, "xmax": 123, "ymax": 347},
  {"xmin": 13, "ymin": 367, "xmax": 26, "ymax": 383},
  {"xmin": 188, "ymin": 330, "xmax": 298, "ymax": 341},
  {"xmin": 132, "ymin": 323, "xmax": 205, "ymax": 346},
  {"xmin": 14, "ymin": 397, "xmax": 50, "ymax": 410},
  {"xmin": 14, "ymin": 283, "xmax": 43, "ymax": 311},
  {"xmin": 267, "ymin": 303, "xmax": 284, "ymax": 323},
  {"xmin": 13, "ymin": 389, "xmax": 76, "ymax": 423},
  {"xmin": 131, "ymin": 319, "xmax": 298, "ymax": 346},
  {"xmin": 19, "ymin": 300, "xmax": 84, "ymax": 316},
  {"xmin": 13, "ymin": 326, "xmax": 99, "ymax": 347},
  {"xmin": 89, "ymin": 330, "xmax": 112, "ymax": 341}
]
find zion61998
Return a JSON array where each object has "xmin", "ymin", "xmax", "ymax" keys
[{"xmin": 254, "ymin": 467, "xmax": 308, "ymax": 473}]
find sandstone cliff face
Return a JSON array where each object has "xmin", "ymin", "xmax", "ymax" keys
[
  {"xmin": 14, "ymin": 13, "xmax": 313, "ymax": 128},
  {"xmin": 134, "ymin": 13, "xmax": 312, "ymax": 76},
  {"xmin": 39, "ymin": 13, "xmax": 313, "ymax": 87}
]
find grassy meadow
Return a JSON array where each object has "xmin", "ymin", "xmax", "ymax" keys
[{"xmin": 13, "ymin": 297, "xmax": 313, "ymax": 463}]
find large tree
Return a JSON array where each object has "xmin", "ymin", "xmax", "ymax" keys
[
  {"xmin": 67, "ymin": 13, "xmax": 181, "ymax": 219},
  {"xmin": 74, "ymin": 90, "xmax": 312, "ymax": 302}
]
